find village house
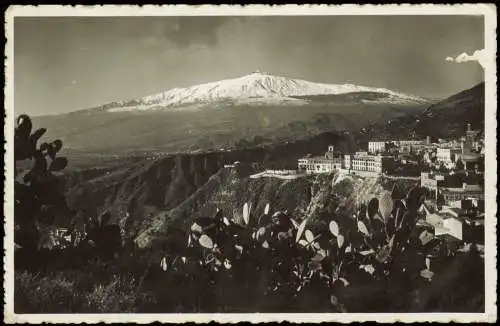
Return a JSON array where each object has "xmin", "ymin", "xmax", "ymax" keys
[
  {"xmin": 435, "ymin": 147, "xmax": 462, "ymax": 169},
  {"xmin": 420, "ymin": 172, "xmax": 447, "ymax": 198},
  {"xmin": 427, "ymin": 208, "xmax": 483, "ymax": 244},
  {"xmin": 396, "ymin": 140, "xmax": 426, "ymax": 153},
  {"xmin": 424, "ymin": 210, "xmax": 445, "ymax": 228},
  {"xmin": 420, "ymin": 205, "xmax": 458, "ymax": 240},
  {"xmin": 448, "ymin": 199, "xmax": 475, "ymax": 211},
  {"xmin": 439, "ymin": 182, "xmax": 484, "ymax": 203},
  {"xmin": 461, "ymin": 152, "xmax": 482, "ymax": 171},
  {"xmin": 434, "ymin": 216, "xmax": 463, "ymax": 241}
]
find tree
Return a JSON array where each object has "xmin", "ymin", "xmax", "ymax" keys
[
  {"xmin": 455, "ymin": 159, "xmax": 465, "ymax": 171},
  {"xmin": 436, "ymin": 193, "xmax": 446, "ymax": 210},
  {"xmin": 385, "ymin": 142, "xmax": 397, "ymax": 154},
  {"xmin": 438, "ymin": 163, "xmax": 448, "ymax": 173}
]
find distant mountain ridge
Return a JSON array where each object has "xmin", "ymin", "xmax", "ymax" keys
[
  {"xmin": 93, "ymin": 72, "xmax": 430, "ymax": 112},
  {"xmin": 32, "ymin": 73, "xmax": 432, "ymax": 154}
]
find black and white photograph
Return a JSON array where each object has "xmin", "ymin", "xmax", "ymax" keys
[{"xmin": 3, "ymin": 4, "xmax": 497, "ymax": 323}]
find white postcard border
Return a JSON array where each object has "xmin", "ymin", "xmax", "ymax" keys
[{"xmin": 3, "ymin": 4, "xmax": 497, "ymax": 324}]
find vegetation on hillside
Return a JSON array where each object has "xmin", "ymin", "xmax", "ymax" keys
[{"xmin": 358, "ymin": 82, "xmax": 484, "ymax": 143}]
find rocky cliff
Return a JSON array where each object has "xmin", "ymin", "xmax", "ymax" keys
[{"xmin": 61, "ymin": 132, "xmax": 357, "ymax": 239}]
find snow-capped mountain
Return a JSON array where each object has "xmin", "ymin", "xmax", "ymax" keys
[
  {"xmin": 103, "ymin": 72, "xmax": 429, "ymax": 112},
  {"xmin": 36, "ymin": 71, "xmax": 437, "ymax": 154}
]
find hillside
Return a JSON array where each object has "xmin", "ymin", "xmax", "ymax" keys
[
  {"xmin": 60, "ymin": 131, "xmax": 356, "ymax": 234},
  {"xmin": 134, "ymin": 167, "xmax": 418, "ymax": 249},
  {"xmin": 416, "ymin": 82, "xmax": 485, "ymax": 137},
  {"xmin": 60, "ymin": 144, "xmax": 417, "ymax": 250},
  {"xmin": 33, "ymin": 103, "xmax": 404, "ymax": 154},
  {"xmin": 362, "ymin": 82, "xmax": 484, "ymax": 141}
]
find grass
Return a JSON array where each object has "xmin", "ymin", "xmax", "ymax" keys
[{"xmin": 15, "ymin": 264, "xmax": 156, "ymax": 313}]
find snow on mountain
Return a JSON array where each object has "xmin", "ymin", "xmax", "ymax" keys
[{"xmin": 105, "ymin": 72, "xmax": 429, "ymax": 112}]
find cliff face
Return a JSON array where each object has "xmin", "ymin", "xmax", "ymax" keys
[
  {"xmin": 58, "ymin": 125, "xmax": 426, "ymax": 250},
  {"xmin": 134, "ymin": 169, "xmax": 418, "ymax": 249},
  {"xmin": 61, "ymin": 133, "xmax": 418, "ymax": 249},
  {"xmin": 61, "ymin": 132, "xmax": 357, "ymax": 240}
]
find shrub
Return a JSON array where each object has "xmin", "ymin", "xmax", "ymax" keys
[
  {"xmin": 15, "ymin": 270, "xmax": 82, "ymax": 313},
  {"xmin": 83, "ymin": 274, "xmax": 156, "ymax": 313},
  {"xmin": 15, "ymin": 269, "xmax": 156, "ymax": 313}
]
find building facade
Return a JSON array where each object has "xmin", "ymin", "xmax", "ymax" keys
[
  {"xmin": 436, "ymin": 147, "xmax": 462, "ymax": 165},
  {"xmin": 421, "ymin": 172, "xmax": 446, "ymax": 196},
  {"xmin": 343, "ymin": 152, "xmax": 392, "ymax": 175},
  {"xmin": 396, "ymin": 140, "xmax": 426, "ymax": 153},
  {"xmin": 297, "ymin": 145, "xmax": 342, "ymax": 174},
  {"xmin": 298, "ymin": 157, "xmax": 342, "ymax": 174},
  {"xmin": 368, "ymin": 141, "xmax": 387, "ymax": 153},
  {"xmin": 368, "ymin": 140, "xmax": 426, "ymax": 154},
  {"xmin": 435, "ymin": 217, "xmax": 463, "ymax": 241},
  {"xmin": 440, "ymin": 183, "xmax": 484, "ymax": 203}
]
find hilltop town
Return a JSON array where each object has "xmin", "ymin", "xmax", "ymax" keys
[{"xmin": 247, "ymin": 123, "xmax": 485, "ymax": 248}]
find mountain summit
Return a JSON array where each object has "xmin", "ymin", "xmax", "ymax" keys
[
  {"xmin": 36, "ymin": 72, "xmax": 434, "ymax": 154},
  {"xmin": 104, "ymin": 72, "xmax": 429, "ymax": 112}
]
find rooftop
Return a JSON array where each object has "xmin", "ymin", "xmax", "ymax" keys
[
  {"xmin": 443, "ymin": 207, "xmax": 466, "ymax": 216},
  {"xmin": 441, "ymin": 185, "xmax": 483, "ymax": 193},
  {"xmin": 435, "ymin": 232, "xmax": 462, "ymax": 243},
  {"xmin": 348, "ymin": 153, "xmax": 384, "ymax": 160},
  {"xmin": 299, "ymin": 156, "xmax": 341, "ymax": 162},
  {"xmin": 462, "ymin": 154, "xmax": 481, "ymax": 161}
]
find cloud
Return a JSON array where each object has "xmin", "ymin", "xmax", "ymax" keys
[
  {"xmin": 445, "ymin": 49, "xmax": 489, "ymax": 69},
  {"xmin": 161, "ymin": 16, "xmax": 249, "ymax": 48}
]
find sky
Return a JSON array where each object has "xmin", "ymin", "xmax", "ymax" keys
[{"xmin": 14, "ymin": 15, "xmax": 485, "ymax": 116}]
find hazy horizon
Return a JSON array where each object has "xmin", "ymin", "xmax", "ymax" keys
[{"xmin": 14, "ymin": 15, "xmax": 485, "ymax": 116}]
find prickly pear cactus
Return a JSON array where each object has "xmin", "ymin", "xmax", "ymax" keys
[
  {"xmin": 354, "ymin": 185, "xmax": 426, "ymax": 269},
  {"xmin": 14, "ymin": 114, "xmax": 70, "ymax": 255}
]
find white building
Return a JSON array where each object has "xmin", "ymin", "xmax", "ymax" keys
[
  {"xmin": 435, "ymin": 217, "xmax": 463, "ymax": 241},
  {"xmin": 436, "ymin": 147, "xmax": 461, "ymax": 166},
  {"xmin": 343, "ymin": 152, "xmax": 392, "ymax": 175},
  {"xmin": 421, "ymin": 172, "xmax": 446, "ymax": 200},
  {"xmin": 368, "ymin": 140, "xmax": 426, "ymax": 154},
  {"xmin": 422, "ymin": 204, "xmax": 463, "ymax": 241},
  {"xmin": 368, "ymin": 141, "xmax": 387, "ymax": 153},
  {"xmin": 396, "ymin": 140, "xmax": 426, "ymax": 152},
  {"xmin": 297, "ymin": 145, "xmax": 342, "ymax": 174}
]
